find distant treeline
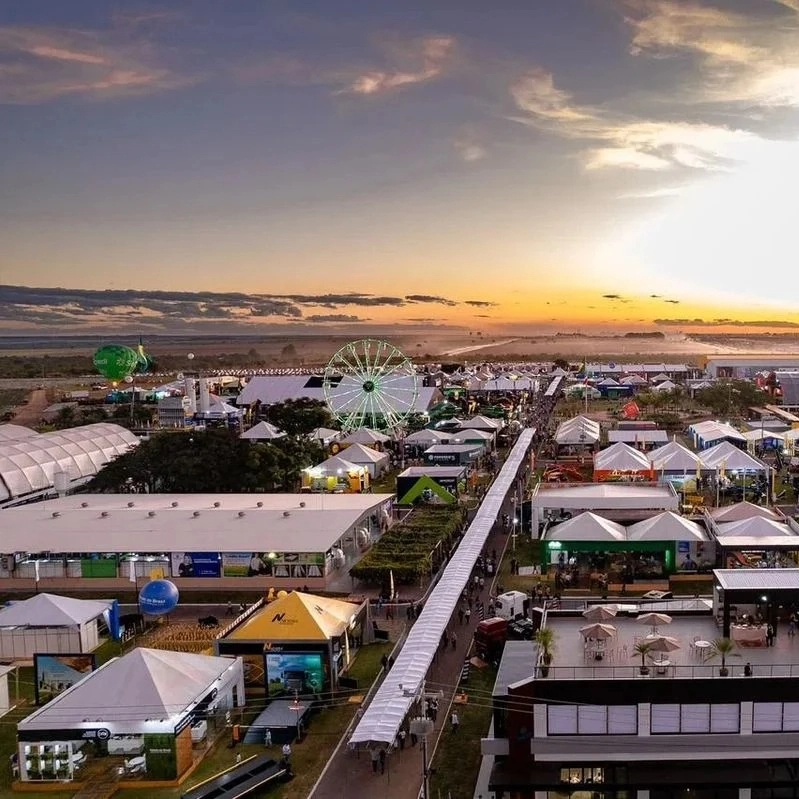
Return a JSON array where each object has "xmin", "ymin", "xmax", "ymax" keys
[{"xmin": 623, "ymin": 331, "xmax": 665, "ymax": 339}]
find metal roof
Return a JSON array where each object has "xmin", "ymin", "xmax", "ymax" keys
[
  {"xmin": 714, "ymin": 569, "xmax": 799, "ymax": 591},
  {"xmin": 349, "ymin": 428, "xmax": 534, "ymax": 747},
  {"xmin": 0, "ymin": 423, "xmax": 139, "ymax": 501},
  {"xmin": 493, "ymin": 641, "xmax": 537, "ymax": 697}
]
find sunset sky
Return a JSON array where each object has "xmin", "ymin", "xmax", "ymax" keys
[{"xmin": 2, "ymin": 0, "xmax": 799, "ymax": 334}]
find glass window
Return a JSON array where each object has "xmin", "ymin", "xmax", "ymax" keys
[
  {"xmin": 784, "ymin": 703, "xmax": 799, "ymax": 732},
  {"xmin": 710, "ymin": 703, "xmax": 740, "ymax": 733},
  {"xmin": 681, "ymin": 703, "xmax": 710, "ymax": 733},
  {"xmin": 548, "ymin": 705, "xmax": 578, "ymax": 735},
  {"xmin": 753, "ymin": 702, "xmax": 783, "ymax": 732},
  {"xmin": 650, "ymin": 703, "xmax": 680, "ymax": 734},
  {"xmin": 608, "ymin": 705, "xmax": 638, "ymax": 734},
  {"xmin": 577, "ymin": 705, "xmax": 607, "ymax": 735}
]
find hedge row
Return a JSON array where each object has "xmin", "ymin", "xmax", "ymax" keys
[{"xmin": 350, "ymin": 506, "xmax": 465, "ymax": 584}]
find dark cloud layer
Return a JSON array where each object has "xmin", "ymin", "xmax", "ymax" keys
[
  {"xmin": 655, "ymin": 318, "xmax": 799, "ymax": 328},
  {"xmin": 0, "ymin": 284, "xmax": 472, "ymax": 331}
]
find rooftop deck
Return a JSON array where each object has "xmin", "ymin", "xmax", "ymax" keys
[{"xmin": 543, "ymin": 614, "xmax": 799, "ymax": 680}]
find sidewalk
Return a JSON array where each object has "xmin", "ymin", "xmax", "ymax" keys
[{"xmin": 309, "ymin": 522, "xmax": 510, "ymax": 799}]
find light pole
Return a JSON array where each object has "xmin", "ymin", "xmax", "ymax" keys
[
  {"xmin": 290, "ymin": 691, "xmax": 303, "ymax": 742},
  {"xmin": 512, "ymin": 517, "xmax": 518, "ymax": 551}
]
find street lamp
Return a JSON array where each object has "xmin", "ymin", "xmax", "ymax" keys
[
  {"xmin": 512, "ymin": 516, "xmax": 518, "ymax": 551},
  {"xmin": 289, "ymin": 691, "xmax": 304, "ymax": 742}
]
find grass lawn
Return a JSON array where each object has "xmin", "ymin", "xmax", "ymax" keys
[{"xmin": 428, "ymin": 663, "xmax": 496, "ymax": 799}]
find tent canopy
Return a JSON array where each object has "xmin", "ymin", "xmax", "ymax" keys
[
  {"xmin": 649, "ymin": 441, "xmax": 702, "ymax": 473},
  {"xmin": 340, "ymin": 428, "xmax": 391, "ymax": 445},
  {"xmin": 305, "ymin": 454, "xmax": 367, "ymax": 476},
  {"xmin": 700, "ymin": 441, "xmax": 767, "ymax": 471},
  {"xmin": 716, "ymin": 517, "xmax": 795, "ymax": 539},
  {"xmin": 0, "ymin": 594, "xmax": 111, "ymax": 628},
  {"xmin": 710, "ymin": 501, "xmax": 780, "ymax": 523},
  {"xmin": 340, "ymin": 442, "xmax": 390, "ymax": 464},
  {"xmin": 403, "ymin": 430, "xmax": 452, "ymax": 445},
  {"xmin": 240, "ymin": 421, "xmax": 285, "ymax": 440},
  {"xmin": 555, "ymin": 416, "xmax": 600, "ymax": 445},
  {"xmin": 545, "ymin": 512, "xmax": 627, "ymax": 542},
  {"xmin": 18, "ymin": 648, "xmax": 238, "ymax": 728},
  {"xmin": 225, "ymin": 592, "xmax": 360, "ymax": 642},
  {"xmin": 627, "ymin": 512, "xmax": 708, "ymax": 542},
  {"xmin": 594, "ymin": 442, "xmax": 652, "ymax": 472},
  {"xmin": 457, "ymin": 415, "xmax": 503, "ymax": 431}
]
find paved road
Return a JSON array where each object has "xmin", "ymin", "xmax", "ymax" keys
[{"xmin": 309, "ymin": 517, "xmax": 513, "ymax": 799}]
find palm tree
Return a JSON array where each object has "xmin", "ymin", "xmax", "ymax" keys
[
  {"xmin": 633, "ymin": 640, "xmax": 653, "ymax": 674},
  {"xmin": 535, "ymin": 628, "xmax": 556, "ymax": 676},
  {"xmin": 710, "ymin": 637, "xmax": 737, "ymax": 676}
]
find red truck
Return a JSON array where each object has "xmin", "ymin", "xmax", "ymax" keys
[{"xmin": 474, "ymin": 618, "xmax": 508, "ymax": 662}]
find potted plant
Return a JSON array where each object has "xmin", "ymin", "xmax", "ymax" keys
[
  {"xmin": 633, "ymin": 640, "xmax": 653, "ymax": 675},
  {"xmin": 710, "ymin": 637, "xmax": 736, "ymax": 677},
  {"xmin": 535, "ymin": 627, "xmax": 555, "ymax": 677}
]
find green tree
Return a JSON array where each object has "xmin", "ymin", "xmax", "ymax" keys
[
  {"xmin": 53, "ymin": 405, "xmax": 77, "ymax": 429},
  {"xmin": 265, "ymin": 398, "xmax": 333, "ymax": 437}
]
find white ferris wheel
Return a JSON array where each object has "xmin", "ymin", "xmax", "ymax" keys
[{"xmin": 322, "ymin": 338, "xmax": 418, "ymax": 433}]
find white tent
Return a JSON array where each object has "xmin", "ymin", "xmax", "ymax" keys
[
  {"xmin": 716, "ymin": 517, "xmax": 795, "ymax": 539},
  {"xmin": 620, "ymin": 374, "xmax": 648, "ymax": 385},
  {"xmin": 545, "ymin": 512, "xmax": 627, "ymax": 542},
  {"xmin": 710, "ymin": 502, "xmax": 780, "ymax": 523},
  {"xmin": 649, "ymin": 441, "xmax": 703, "ymax": 473},
  {"xmin": 307, "ymin": 454, "xmax": 368, "ymax": 479},
  {"xmin": 0, "ymin": 594, "xmax": 112, "ymax": 658},
  {"xmin": 309, "ymin": 427, "xmax": 341, "ymax": 445},
  {"xmin": 651, "ymin": 379, "xmax": 678, "ymax": 392},
  {"xmin": 240, "ymin": 421, "xmax": 285, "ymax": 440},
  {"xmin": 597, "ymin": 377, "xmax": 620, "ymax": 386},
  {"xmin": 593, "ymin": 442, "xmax": 652, "ymax": 473},
  {"xmin": 17, "ymin": 648, "xmax": 245, "ymax": 739},
  {"xmin": 699, "ymin": 440, "xmax": 767, "ymax": 472},
  {"xmin": 340, "ymin": 428, "xmax": 391, "ymax": 446},
  {"xmin": 555, "ymin": 416, "xmax": 600, "ymax": 446},
  {"xmin": 339, "ymin": 442, "xmax": 390, "ymax": 477},
  {"xmin": 650, "ymin": 372, "xmax": 671, "ymax": 383},
  {"xmin": 403, "ymin": 429, "xmax": 452, "ymax": 446},
  {"xmin": 689, "ymin": 420, "xmax": 746, "ymax": 447},
  {"xmin": 457, "ymin": 415, "xmax": 503, "ymax": 432},
  {"xmin": 627, "ymin": 512, "xmax": 707, "ymax": 542}
]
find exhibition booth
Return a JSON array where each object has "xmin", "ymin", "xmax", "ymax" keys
[{"xmin": 17, "ymin": 649, "xmax": 244, "ymax": 784}]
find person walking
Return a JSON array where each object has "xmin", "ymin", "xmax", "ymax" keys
[
  {"xmin": 371, "ymin": 747, "xmax": 380, "ymax": 774},
  {"xmin": 465, "ymin": 607, "xmax": 472, "ymax": 624},
  {"xmin": 450, "ymin": 630, "xmax": 458, "ymax": 650},
  {"xmin": 380, "ymin": 653, "xmax": 389, "ymax": 671},
  {"xmin": 457, "ymin": 605, "xmax": 465, "ymax": 625},
  {"xmin": 378, "ymin": 748, "xmax": 386, "ymax": 775},
  {"xmin": 450, "ymin": 711, "xmax": 460, "ymax": 733}
]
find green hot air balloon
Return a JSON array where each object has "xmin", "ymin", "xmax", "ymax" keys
[{"xmin": 93, "ymin": 345, "xmax": 140, "ymax": 383}]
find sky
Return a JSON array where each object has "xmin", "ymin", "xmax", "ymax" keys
[{"xmin": 2, "ymin": 0, "xmax": 799, "ymax": 335}]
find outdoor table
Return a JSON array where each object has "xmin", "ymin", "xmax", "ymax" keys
[
  {"xmin": 126, "ymin": 756, "xmax": 146, "ymax": 772},
  {"xmin": 694, "ymin": 640, "xmax": 712, "ymax": 660},
  {"xmin": 731, "ymin": 625, "xmax": 767, "ymax": 646},
  {"xmin": 654, "ymin": 659, "xmax": 671, "ymax": 674}
]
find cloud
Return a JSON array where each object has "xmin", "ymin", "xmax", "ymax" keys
[
  {"xmin": 305, "ymin": 314, "xmax": 365, "ymax": 323},
  {"xmin": 602, "ymin": 294, "xmax": 623, "ymax": 300},
  {"xmin": 510, "ymin": 68, "xmax": 759, "ymax": 172},
  {"xmin": 664, "ymin": 299, "xmax": 680, "ymax": 304},
  {"xmin": 0, "ymin": 23, "xmax": 188, "ymax": 103},
  {"xmin": 0, "ymin": 285, "xmax": 466, "ymax": 331},
  {"xmin": 618, "ymin": 186, "xmax": 686, "ymax": 199},
  {"xmin": 405, "ymin": 294, "xmax": 457, "ymax": 306},
  {"xmin": 453, "ymin": 128, "xmax": 487, "ymax": 162},
  {"xmin": 655, "ymin": 317, "xmax": 799, "ymax": 327},
  {"xmin": 340, "ymin": 35, "xmax": 455, "ymax": 96},
  {"xmin": 464, "ymin": 300, "xmax": 498, "ymax": 307},
  {"xmin": 621, "ymin": 0, "xmax": 799, "ymax": 109}
]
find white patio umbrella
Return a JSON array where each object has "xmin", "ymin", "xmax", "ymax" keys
[
  {"xmin": 637, "ymin": 612, "xmax": 673, "ymax": 634},
  {"xmin": 646, "ymin": 635, "xmax": 681, "ymax": 654},
  {"xmin": 582, "ymin": 605, "xmax": 618, "ymax": 622},
  {"xmin": 579, "ymin": 623, "xmax": 617, "ymax": 640}
]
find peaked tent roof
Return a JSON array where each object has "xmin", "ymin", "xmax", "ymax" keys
[
  {"xmin": 341, "ymin": 442, "xmax": 390, "ymax": 463},
  {"xmin": 240, "ymin": 421, "xmax": 286, "ymax": 440},
  {"xmin": 225, "ymin": 592, "xmax": 360, "ymax": 642},
  {"xmin": 594, "ymin": 442, "xmax": 652, "ymax": 472},
  {"xmin": 649, "ymin": 441, "xmax": 702, "ymax": 472},
  {"xmin": 700, "ymin": 441, "xmax": 767, "ymax": 471},
  {"xmin": 716, "ymin": 517, "xmax": 795, "ymax": 539},
  {"xmin": 18, "ymin": 648, "xmax": 237, "ymax": 727},
  {"xmin": 458, "ymin": 415, "xmax": 503, "ymax": 430},
  {"xmin": 0, "ymin": 593, "xmax": 111, "ymax": 628},
  {"xmin": 340, "ymin": 428, "xmax": 391, "ymax": 445},
  {"xmin": 620, "ymin": 374, "xmax": 648, "ymax": 385},
  {"xmin": 652, "ymin": 379, "xmax": 678, "ymax": 392},
  {"xmin": 309, "ymin": 427, "xmax": 341, "ymax": 442},
  {"xmin": 403, "ymin": 429, "xmax": 452, "ymax": 444},
  {"xmin": 305, "ymin": 454, "xmax": 367, "ymax": 475},
  {"xmin": 627, "ymin": 512, "xmax": 707, "ymax": 541},
  {"xmin": 710, "ymin": 501, "xmax": 780, "ymax": 522},
  {"xmin": 544, "ymin": 512, "xmax": 627, "ymax": 542},
  {"xmin": 690, "ymin": 421, "xmax": 746, "ymax": 442}
]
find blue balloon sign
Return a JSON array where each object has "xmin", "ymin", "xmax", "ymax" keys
[{"xmin": 138, "ymin": 579, "xmax": 179, "ymax": 616}]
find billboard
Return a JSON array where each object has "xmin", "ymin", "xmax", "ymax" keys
[
  {"xmin": 222, "ymin": 553, "xmax": 273, "ymax": 577},
  {"xmin": 265, "ymin": 651, "xmax": 324, "ymax": 696},
  {"xmin": 171, "ymin": 552, "xmax": 221, "ymax": 578},
  {"xmin": 34, "ymin": 653, "xmax": 97, "ymax": 705}
]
